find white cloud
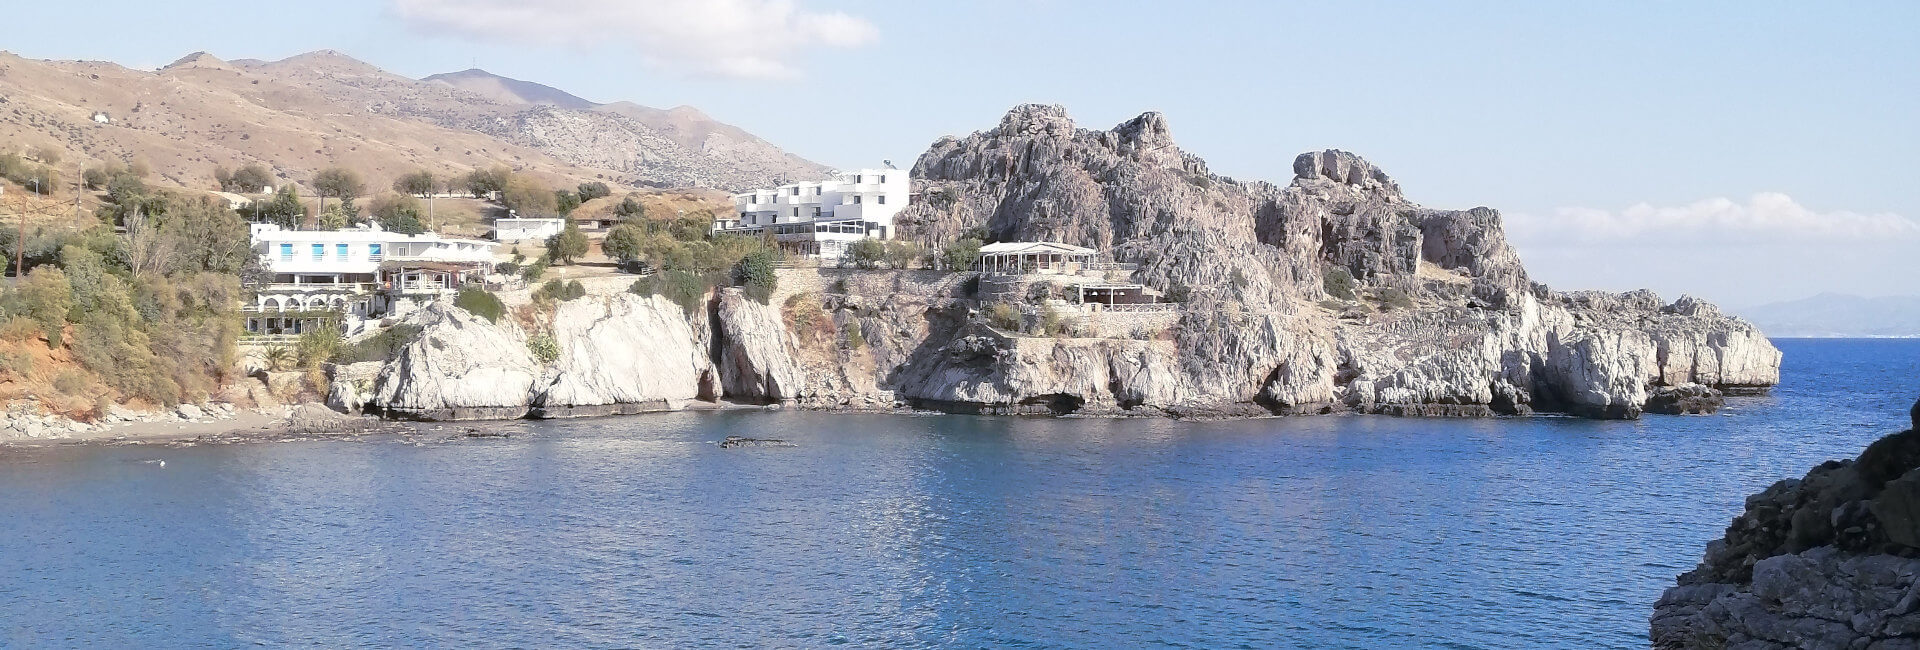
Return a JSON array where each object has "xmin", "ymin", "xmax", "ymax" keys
[
  {"xmin": 391, "ymin": 0, "xmax": 878, "ymax": 79},
  {"xmin": 1508, "ymin": 193, "xmax": 1920, "ymax": 246}
]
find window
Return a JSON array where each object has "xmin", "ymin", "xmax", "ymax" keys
[
  {"xmin": 369, "ymin": 243, "xmax": 383, "ymax": 261},
  {"xmin": 750, "ymin": 195, "xmax": 758, "ymax": 204},
  {"xmin": 312, "ymin": 243, "xmax": 324, "ymax": 261},
  {"xmin": 792, "ymin": 208, "xmax": 799, "ymax": 218},
  {"xmin": 279, "ymin": 243, "xmax": 293, "ymax": 261},
  {"xmin": 853, "ymin": 195, "xmax": 862, "ymax": 204},
  {"xmin": 791, "ymin": 187, "xmax": 800, "ymax": 195},
  {"xmin": 877, "ymin": 195, "xmax": 886, "ymax": 205},
  {"xmin": 813, "ymin": 187, "xmax": 822, "ymax": 195},
  {"xmin": 812, "ymin": 207, "xmax": 821, "ymax": 217},
  {"xmin": 337, "ymin": 243, "xmax": 349, "ymax": 259},
  {"xmin": 879, "ymin": 174, "xmax": 887, "ymax": 183},
  {"xmin": 855, "ymin": 175, "xmax": 863, "ymax": 183}
]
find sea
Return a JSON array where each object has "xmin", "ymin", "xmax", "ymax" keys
[{"xmin": 1, "ymin": 339, "xmax": 1916, "ymax": 648}]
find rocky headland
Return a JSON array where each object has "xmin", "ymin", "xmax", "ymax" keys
[
  {"xmin": 350, "ymin": 105, "xmax": 1780, "ymax": 422},
  {"xmin": 1652, "ymin": 400, "xmax": 1920, "ymax": 648}
]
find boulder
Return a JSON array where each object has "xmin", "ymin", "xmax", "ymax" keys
[
  {"xmin": 1645, "ymin": 383, "xmax": 1726, "ymax": 415},
  {"xmin": 370, "ymin": 303, "xmax": 539, "ymax": 420},
  {"xmin": 1652, "ymin": 398, "xmax": 1920, "ymax": 648}
]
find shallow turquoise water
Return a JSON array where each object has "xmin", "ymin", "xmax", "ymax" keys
[{"xmin": 1, "ymin": 339, "xmax": 1915, "ymax": 648}]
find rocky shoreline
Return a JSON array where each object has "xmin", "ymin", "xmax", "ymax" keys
[
  {"xmin": 1652, "ymin": 399, "xmax": 1920, "ymax": 648},
  {"xmin": 327, "ymin": 105, "xmax": 1777, "ymax": 425}
]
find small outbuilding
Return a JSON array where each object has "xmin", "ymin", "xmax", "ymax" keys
[{"xmin": 493, "ymin": 217, "xmax": 567, "ymax": 243}]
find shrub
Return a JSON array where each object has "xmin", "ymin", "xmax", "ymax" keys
[
  {"xmin": 883, "ymin": 240, "xmax": 919, "ymax": 269},
  {"xmin": 0, "ymin": 316, "xmax": 41, "ymax": 342},
  {"xmin": 522, "ymin": 260, "xmax": 547, "ymax": 282},
  {"xmin": 18, "ymin": 267, "xmax": 71, "ymax": 347},
  {"xmin": 848, "ymin": 239, "xmax": 886, "ymax": 269},
  {"xmin": 0, "ymin": 349, "xmax": 34, "ymax": 378},
  {"xmin": 454, "ymin": 287, "xmax": 506, "ymax": 323},
  {"xmin": 331, "ymin": 324, "xmax": 423, "ymax": 364},
  {"xmin": 263, "ymin": 345, "xmax": 296, "ymax": 372},
  {"xmin": 659, "ymin": 270, "xmax": 708, "ymax": 314},
  {"xmin": 737, "ymin": 249, "xmax": 778, "ymax": 303},
  {"xmin": 842, "ymin": 319, "xmax": 865, "ymax": 350},
  {"xmin": 629, "ymin": 276, "xmax": 656, "ymax": 296},
  {"xmin": 576, "ymin": 182, "xmax": 611, "ymax": 202},
  {"xmin": 52, "ymin": 370, "xmax": 88, "ymax": 395},
  {"xmin": 495, "ymin": 261, "xmax": 519, "ymax": 276},
  {"xmin": 1040, "ymin": 304, "xmax": 1069, "ymax": 337},
  {"xmin": 942, "ymin": 237, "xmax": 982, "ymax": 271},
  {"xmin": 295, "ymin": 322, "xmax": 342, "ymax": 370},
  {"xmin": 986, "ymin": 302, "xmax": 1022, "ymax": 331},
  {"xmin": 601, "ymin": 223, "xmax": 647, "ymax": 265},
  {"xmin": 565, "ymin": 280, "xmax": 586, "ymax": 300},
  {"xmin": 1379, "ymin": 287, "xmax": 1415, "ymax": 310},
  {"xmin": 783, "ymin": 293, "xmax": 828, "ymax": 334},
  {"xmin": 1323, "ymin": 266, "xmax": 1357, "ymax": 301},
  {"xmin": 527, "ymin": 333, "xmax": 560, "ymax": 364}
]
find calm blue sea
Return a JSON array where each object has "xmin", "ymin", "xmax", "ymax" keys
[{"xmin": 1, "ymin": 339, "xmax": 1916, "ymax": 648}]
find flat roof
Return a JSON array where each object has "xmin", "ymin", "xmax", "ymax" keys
[{"xmin": 978, "ymin": 242, "xmax": 1096, "ymax": 256}]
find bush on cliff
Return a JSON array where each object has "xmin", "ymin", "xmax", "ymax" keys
[
  {"xmin": 1324, "ymin": 266, "xmax": 1357, "ymax": 301},
  {"xmin": 659, "ymin": 270, "xmax": 708, "ymax": 314},
  {"xmin": 848, "ymin": 239, "xmax": 886, "ymax": 269},
  {"xmin": 986, "ymin": 302, "xmax": 1022, "ymax": 331},
  {"xmin": 331, "ymin": 324, "xmax": 423, "ymax": 364},
  {"xmin": 454, "ymin": 288, "xmax": 506, "ymax": 323},
  {"xmin": 527, "ymin": 333, "xmax": 559, "ymax": 364},
  {"xmin": 942, "ymin": 238, "xmax": 982, "ymax": 271},
  {"xmin": 736, "ymin": 249, "xmax": 778, "ymax": 303}
]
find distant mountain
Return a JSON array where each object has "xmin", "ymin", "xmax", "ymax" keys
[
  {"xmin": 424, "ymin": 68, "xmax": 597, "ymax": 110},
  {"xmin": 0, "ymin": 49, "xmax": 826, "ymax": 192},
  {"xmin": 1737, "ymin": 293, "xmax": 1920, "ymax": 338}
]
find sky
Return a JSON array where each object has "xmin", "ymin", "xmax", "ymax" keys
[{"xmin": 2, "ymin": 0, "xmax": 1915, "ymax": 308}]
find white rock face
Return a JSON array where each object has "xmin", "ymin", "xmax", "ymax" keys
[
  {"xmin": 538, "ymin": 294, "xmax": 715, "ymax": 406},
  {"xmin": 371, "ymin": 303, "xmax": 539, "ymax": 416},
  {"xmin": 715, "ymin": 289, "xmax": 805, "ymax": 402}
]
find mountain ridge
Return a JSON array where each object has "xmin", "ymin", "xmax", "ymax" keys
[
  {"xmin": 1736, "ymin": 293, "xmax": 1920, "ymax": 338},
  {"xmin": 0, "ymin": 49, "xmax": 825, "ymax": 192}
]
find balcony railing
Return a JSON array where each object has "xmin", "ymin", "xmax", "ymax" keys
[{"xmin": 254, "ymin": 282, "xmax": 377, "ymax": 293}]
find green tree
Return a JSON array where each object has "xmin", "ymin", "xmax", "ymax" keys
[
  {"xmin": 463, "ymin": 165, "xmax": 510, "ymax": 197},
  {"xmin": 576, "ymin": 182, "xmax": 611, "ymax": 202},
  {"xmin": 393, "ymin": 169, "xmax": 436, "ymax": 196},
  {"xmin": 545, "ymin": 221, "xmax": 589, "ymax": 265},
  {"xmin": 612, "ymin": 195, "xmax": 645, "ymax": 220},
  {"xmin": 370, "ymin": 193, "xmax": 428, "ymax": 235},
  {"xmin": 312, "ymin": 167, "xmax": 365, "ymax": 211},
  {"xmin": 942, "ymin": 237, "xmax": 983, "ymax": 271},
  {"xmin": 256, "ymin": 185, "xmax": 307, "ymax": 228},
  {"xmin": 555, "ymin": 189, "xmax": 581, "ymax": 215},
  {"xmin": 883, "ymin": 240, "xmax": 919, "ymax": 269},
  {"xmin": 847, "ymin": 239, "xmax": 886, "ymax": 269},
  {"xmin": 600, "ymin": 223, "xmax": 647, "ymax": 266},
  {"xmin": 159, "ymin": 196, "xmax": 250, "ymax": 274},
  {"xmin": 501, "ymin": 173, "xmax": 558, "ymax": 216}
]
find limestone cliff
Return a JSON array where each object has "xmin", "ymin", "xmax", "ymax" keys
[
  {"xmin": 360, "ymin": 104, "xmax": 1779, "ymax": 421},
  {"xmin": 891, "ymin": 104, "xmax": 1779, "ymax": 419},
  {"xmin": 1652, "ymin": 400, "xmax": 1920, "ymax": 648}
]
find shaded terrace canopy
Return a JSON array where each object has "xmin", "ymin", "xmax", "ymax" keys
[{"xmin": 977, "ymin": 242, "xmax": 1096, "ymax": 274}]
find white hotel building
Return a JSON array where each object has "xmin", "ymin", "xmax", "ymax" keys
[
  {"xmin": 246, "ymin": 224, "xmax": 499, "ymax": 335},
  {"xmin": 710, "ymin": 168, "xmax": 910, "ymax": 260}
]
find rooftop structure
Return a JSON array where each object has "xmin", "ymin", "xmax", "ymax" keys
[
  {"xmin": 977, "ymin": 242, "xmax": 1097, "ymax": 275},
  {"xmin": 710, "ymin": 168, "xmax": 909, "ymax": 260}
]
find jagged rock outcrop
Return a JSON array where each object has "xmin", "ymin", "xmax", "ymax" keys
[
  {"xmin": 360, "ymin": 104, "xmax": 1780, "ymax": 422},
  {"xmin": 893, "ymin": 104, "xmax": 1779, "ymax": 419},
  {"xmin": 371, "ymin": 303, "xmax": 540, "ymax": 420},
  {"xmin": 538, "ymin": 294, "xmax": 717, "ymax": 408},
  {"xmin": 1652, "ymin": 399, "xmax": 1920, "ymax": 648},
  {"xmin": 715, "ymin": 290, "xmax": 805, "ymax": 402}
]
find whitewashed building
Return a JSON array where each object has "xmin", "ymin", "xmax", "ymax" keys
[
  {"xmin": 493, "ymin": 217, "xmax": 566, "ymax": 243},
  {"xmin": 246, "ymin": 223, "xmax": 499, "ymax": 335},
  {"xmin": 710, "ymin": 168, "xmax": 910, "ymax": 260}
]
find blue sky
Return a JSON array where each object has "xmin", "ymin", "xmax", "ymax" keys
[{"xmin": 2, "ymin": 0, "xmax": 1915, "ymax": 307}]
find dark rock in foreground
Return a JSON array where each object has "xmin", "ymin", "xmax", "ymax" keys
[
  {"xmin": 718, "ymin": 436, "xmax": 793, "ymax": 449},
  {"xmin": 1652, "ymin": 398, "xmax": 1920, "ymax": 648}
]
